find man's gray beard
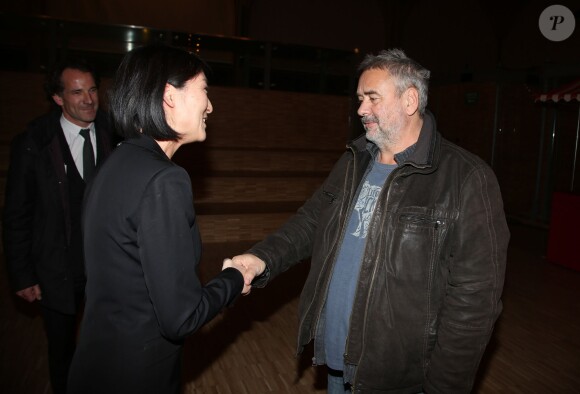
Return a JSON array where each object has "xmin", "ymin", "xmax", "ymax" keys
[{"xmin": 366, "ymin": 125, "xmax": 400, "ymax": 149}]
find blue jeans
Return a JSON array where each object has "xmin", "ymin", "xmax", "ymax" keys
[
  {"xmin": 327, "ymin": 369, "xmax": 425, "ymax": 394},
  {"xmin": 327, "ymin": 373, "xmax": 425, "ymax": 394},
  {"xmin": 327, "ymin": 370, "xmax": 351, "ymax": 394}
]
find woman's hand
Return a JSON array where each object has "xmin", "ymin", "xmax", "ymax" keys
[{"xmin": 222, "ymin": 258, "xmax": 253, "ymax": 295}]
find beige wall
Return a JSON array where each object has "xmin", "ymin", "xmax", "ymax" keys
[
  {"xmin": 3, "ymin": 69, "xmax": 578, "ymax": 227},
  {"xmin": 0, "ymin": 70, "xmax": 351, "ymax": 245}
]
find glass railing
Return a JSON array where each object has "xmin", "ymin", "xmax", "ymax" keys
[{"xmin": 0, "ymin": 13, "xmax": 358, "ymax": 95}]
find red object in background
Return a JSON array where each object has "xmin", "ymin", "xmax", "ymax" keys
[
  {"xmin": 534, "ymin": 78, "xmax": 580, "ymax": 103},
  {"xmin": 546, "ymin": 192, "xmax": 580, "ymax": 271}
]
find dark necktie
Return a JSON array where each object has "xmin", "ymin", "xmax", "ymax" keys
[{"xmin": 79, "ymin": 128, "xmax": 96, "ymax": 183}]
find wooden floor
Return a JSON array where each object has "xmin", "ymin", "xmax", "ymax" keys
[{"xmin": 1, "ymin": 222, "xmax": 579, "ymax": 393}]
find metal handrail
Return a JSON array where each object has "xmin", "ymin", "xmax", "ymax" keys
[{"xmin": 0, "ymin": 13, "xmax": 357, "ymax": 95}]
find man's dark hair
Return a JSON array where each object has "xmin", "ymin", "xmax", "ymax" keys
[
  {"xmin": 44, "ymin": 58, "xmax": 100, "ymax": 100},
  {"xmin": 108, "ymin": 43, "xmax": 211, "ymax": 141}
]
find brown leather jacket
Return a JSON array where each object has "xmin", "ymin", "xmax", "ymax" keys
[{"xmin": 249, "ymin": 111, "xmax": 509, "ymax": 393}]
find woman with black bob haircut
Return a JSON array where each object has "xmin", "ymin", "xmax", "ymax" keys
[
  {"xmin": 109, "ymin": 43, "xmax": 208, "ymax": 141},
  {"xmin": 67, "ymin": 44, "xmax": 248, "ymax": 394}
]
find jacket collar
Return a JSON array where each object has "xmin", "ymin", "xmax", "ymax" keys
[
  {"xmin": 348, "ymin": 110, "xmax": 439, "ymax": 170},
  {"xmin": 121, "ymin": 134, "xmax": 170, "ymax": 159},
  {"xmin": 407, "ymin": 110, "xmax": 438, "ymax": 168}
]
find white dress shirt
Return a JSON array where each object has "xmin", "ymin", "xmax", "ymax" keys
[{"xmin": 60, "ymin": 115, "xmax": 96, "ymax": 175}]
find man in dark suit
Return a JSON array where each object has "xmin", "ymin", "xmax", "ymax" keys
[{"xmin": 2, "ymin": 59, "xmax": 116, "ymax": 394}]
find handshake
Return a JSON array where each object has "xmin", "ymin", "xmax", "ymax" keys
[{"xmin": 222, "ymin": 254, "xmax": 267, "ymax": 295}]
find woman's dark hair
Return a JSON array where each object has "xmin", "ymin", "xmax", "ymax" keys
[{"xmin": 108, "ymin": 44, "xmax": 211, "ymax": 141}]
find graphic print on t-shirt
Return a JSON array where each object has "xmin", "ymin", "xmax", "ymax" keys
[{"xmin": 351, "ymin": 181, "xmax": 382, "ymax": 238}]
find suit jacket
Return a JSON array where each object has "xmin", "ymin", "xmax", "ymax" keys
[
  {"xmin": 67, "ymin": 134, "xmax": 243, "ymax": 393},
  {"xmin": 2, "ymin": 109, "xmax": 116, "ymax": 314}
]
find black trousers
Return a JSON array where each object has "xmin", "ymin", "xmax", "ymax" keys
[{"xmin": 40, "ymin": 291, "xmax": 84, "ymax": 394}]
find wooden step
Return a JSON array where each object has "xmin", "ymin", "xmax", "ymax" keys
[
  {"xmin": 191, "ymin": 176, "xmax": 323, "ymax": 204},
  {"xmin": 197, "ymin": 212, "xmax": 293, "ymax": 243}
]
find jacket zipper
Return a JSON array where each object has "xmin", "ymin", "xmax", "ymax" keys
[
  {"xmin": 347, "ymin": 163, "xmax": 414, "ymax": 388},
  {"xmin": 302, "ymin": 147, "xmax": 360, "ymax": 363}
]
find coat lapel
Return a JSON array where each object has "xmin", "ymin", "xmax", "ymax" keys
[{"xmin": 47, "ymin": 125, "xmax": 72, "ymax": 245}]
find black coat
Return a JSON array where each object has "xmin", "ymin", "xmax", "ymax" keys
[
  {"xmin": 67, "ymin": 134, "xmax": 243, "ymax": 393},
  {"xmin": 2, "ymin": 109, "xmax": 116, "ymax": 314}
]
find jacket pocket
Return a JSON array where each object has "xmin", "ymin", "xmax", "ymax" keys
[
  {"xmin": 398, "ymin": 213, "xmax": 445, "ymax": 229},
  {"xmin": 385, "ymin": 211, "xmax": 449, "ymax": 280}
]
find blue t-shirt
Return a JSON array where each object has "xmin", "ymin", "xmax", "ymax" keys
[{"xmin": 324, "ymin": 160, "xmax": 396, "ymax": 370}]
